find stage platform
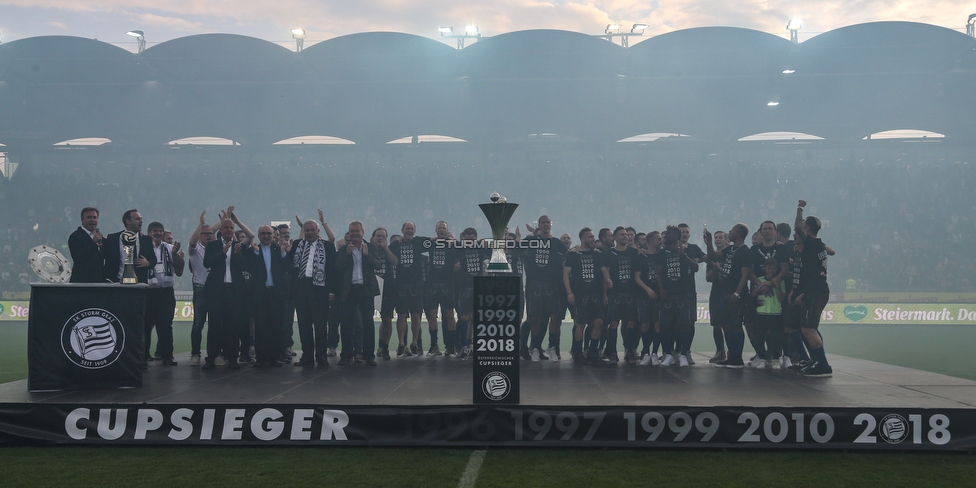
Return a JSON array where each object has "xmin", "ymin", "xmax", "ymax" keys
[
  {"xmin": 3, "ymin": 351, "xmax": 975, "ymax": 408},
  {"xmin": 2, "ymin": 352, "xmax": 975, "ymax": 449}
]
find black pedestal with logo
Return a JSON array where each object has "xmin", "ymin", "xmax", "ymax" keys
[
  {"xmin": 28, "ymin": 283, "xmax": 146, "ymax": 391},
  {"xmin": 473, "ymin": 275, "xmax": 521, "ymax": 404}
]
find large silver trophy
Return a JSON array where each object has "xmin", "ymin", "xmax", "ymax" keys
[
  {"xmin": 120, "ymin": 230, "xmax": 139, "ymax": 284},
  {"xmin": 479, "ymin": 192, "xmax": 519, "ymax": 273},
  {"xmin": 27, "ymin": 245, "xmax": 71, "ymax": 283}
]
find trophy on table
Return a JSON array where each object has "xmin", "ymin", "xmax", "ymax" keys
[
  {"xmin": 479, "ymin": 192, "xmax": 519, "ymax": 273},
  {"xmin": 120, "ymin": 230, "xmax": 139, "ymax": 284}
]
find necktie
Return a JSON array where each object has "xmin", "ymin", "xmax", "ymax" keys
[{"xmin": 300, "ymin": 242, "xmax": 312, "ymax": 277}]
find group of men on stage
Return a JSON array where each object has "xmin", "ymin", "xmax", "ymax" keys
[
  {"xmin": 68, "ymin": 207, "xmax": 186, "ymax": 368},
  {"xmin": 68, "ymin": 200, "xmax": 833, "ymax": 377}
]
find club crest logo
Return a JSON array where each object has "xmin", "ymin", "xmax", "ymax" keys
[
  {"xmin": 61, "ymin": 308, "xmax": 125, "ymax": 369},
  {"xmin": 878, "ymin": 414, "xmax": 908, "ymax": 444},
  {"xmin": 482, "ymin": 371, "xmax": 511, "ymax": 401}
]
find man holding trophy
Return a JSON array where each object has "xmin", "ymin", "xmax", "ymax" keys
[{"xmin": 102, "ymin": 209, "xmax": 156, "ymax": 285}]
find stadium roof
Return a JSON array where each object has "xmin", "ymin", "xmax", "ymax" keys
[{"xmin": 1, "ymin": 21, "xmax": 974, "ymax": 151}]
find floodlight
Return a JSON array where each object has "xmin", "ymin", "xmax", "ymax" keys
[
  {"xmin": 605, "ymin": 24, "xmax": 621, "ymax": 34},
  {"xmin": 767, "ymin": 101, "xmax": 780, "ymax": 107},
  {"xmin": 631, "ymin": 23, "xmax": 648, "ymax": 34},
  {"xmin": 787, "ymin": 18, "xmax": 803, "ymax": 43},
  {"xmin": 782, "ymin": 69, "xmax": 796, "ymax": 74},
  {"xmin": 126, "ymin": 30, "xmax": 146, "ymax": 53},
  {"xmin": 292, "ymin": 28, "xmax": 306, "ymax": 52},
  {"xmin": 439, "ymin": 24, "xmax": 481, "ymax": 48}
]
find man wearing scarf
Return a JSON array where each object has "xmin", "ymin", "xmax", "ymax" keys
[
  {"xmin": 145, "ymin": 221, "xmax": 185, "ymax": 367},
  {"xmin": 289, "ymin": 219, "xmax": 337, "ymax": 367}
]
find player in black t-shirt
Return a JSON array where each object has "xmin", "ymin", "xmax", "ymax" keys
[
  {"xmin": 655, "ymin": 226, "xmax": 700, "ymax": 367},
  {"xmin": 792, "ymin": 200, "xmax": 833, "ymax": 377},
  {"xmin": 455, "ymin": 227, "xmax": 489, "ymax": 360},
  {"xmin": 677, "ymin": 223, "xmax": 706, "ymax": 365},
  {"xmin": 563, "ymin": 227, "xmax": 607, "ymax": 364},
  {"xmin": 634, "ymin": 232, "xmax": 646, "ymax": 250},
  {"xmin": 782, "ymin": 232, "xmax": 809, "ymax": 368},
  {"xmin": 370, "ymin": 227, "xmax": 400, "ymax": 360},
  {"xmin": 596, "ymin": 228, "xmax": 614, "ymax": 253},
  {"xmin": 704, "ymin": 223, "xmax": 752, "ymax": 368},
  {"xmin": 705, "ymin": 229, "xmax": 728, "ymax": 363},
  {"xmin": 388, "ymin": 222, "xmax": 432, "ymax": 358},
  {"xmin": 625, "ymin": 227, "xmax": 637, "ymax": 248},
  {"xmin": 747, "ymin": 221, "xmax": 790, "ymax": 368},
  {"xmin": 521, "ymin": 215, "xmax": 569, "ymax": 362},
  {"xmin": 636, "ymin": 231, "xmax": 662, "ymax": 365},
  {"xmin": 424, "ymin": 221, "xmax": 456, "ymax": 357},
  {"xmin": 603, "ymin": 227, "xmax": 642, "ymax": 364}
]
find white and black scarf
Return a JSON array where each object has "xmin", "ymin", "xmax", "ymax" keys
[
  {"xmin": 294, "ymin": 239, "xmax": 327, "ymax": 287},
  {"xmin": 148, "ymin": 242, "xmax": 174, "ymax": 287}
]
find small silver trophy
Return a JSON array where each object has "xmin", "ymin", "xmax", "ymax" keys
[
  {"xmin": 479, "ymin": 192, "xmax": 519, "ymax": 273},
  {"xmin": 120, "ymin": 230, "xmax": 139, "ymax": 284}
]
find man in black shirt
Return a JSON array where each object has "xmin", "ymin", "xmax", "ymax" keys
[
  {"xmin": 748, "ymin": 221, "xmax": 790, "ymax": 368},
  {"xmin": 603, "ymin": 227, "xmax": 642, "ymax": 364},
  {"xmin": 564, "ymin": 228, "xmax": 606, "ymax": 364},
  {"xmin": 424, "ymin": 221, "xmax": 456, "ymax": 357},
  {"xmin": 454, "ymin": 227, "xmax": 488, "ymax": 360},
  {"xmin": 704, "ymin": 223, "xmax": 752, "ymax": 368},
  {"xmin": 596, "ymin": 228, "xmax": 613, "ymax": 252},
  {"xmin": 655, "ymin": 226, "xmax": 699, "ymax": 367},
  {"xmin": 371, "ymin": 227, "xmax": 399, "ymax": 360},
  {"xmin": 636, "ymin": 231, "xmax": 662, "ymax": 365},
  {"xmin": 793, "ymin": 200, "xmax": 833, "ymax": 377},
  {"xmin": 522, "ymin": 215, "xmax": 568, "ymax": 362},
  {"xmin": 677, "ymin": 223, "xmax": 706, "ymax": 365},
  {"xmin": 705, "ymin": 230, "xmax": 728, "ymax": 363},
  {"xmin": 388, "ymin": 222, "xmax": 430, "ymax": 357}
]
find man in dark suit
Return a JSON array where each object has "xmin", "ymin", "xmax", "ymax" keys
[
  {"xmin": 68, "ymin": 207, "xmax": 104, "ymax": 283},
  {"xmin": 202, "ymin": 211, "xmax": 254, "ymax": 370},
  {"xmin": 246, "ymin": 225, "xmax": 290, "ymax": 367},
  {"xmin": 288, "ymin": 219, "xmax": 336, "ymax": 367},
  {"xmin": 103, "ymin": 209, "xmax": 156, "ymax": 284},
  {"xmin": 335, "ymin": 220, "xmax": 381, "ymax": 366}
]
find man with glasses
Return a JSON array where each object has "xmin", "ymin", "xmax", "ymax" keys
[{"xmin": 246, "ymin": 225, "xmax": 289, "ymax": 367}]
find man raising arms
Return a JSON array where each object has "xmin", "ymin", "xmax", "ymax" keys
[{"xmin": 792, "ymin": 200, "xmax": 833, "ymax": 377}]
